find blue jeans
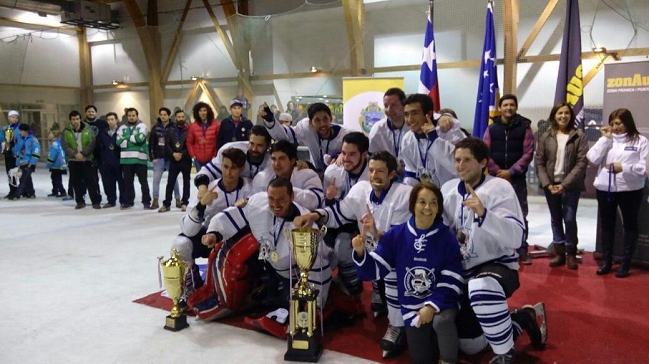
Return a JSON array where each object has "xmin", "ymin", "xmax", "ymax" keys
[
  {"xmin": 152, "ymin": 159, "xmax": 179, "ymax": 199},
  {"xmin": 543, "ymin": 188, "xmax": 580, "ymax": 249}
]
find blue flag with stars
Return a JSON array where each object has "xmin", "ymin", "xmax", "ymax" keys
[{"xmin": 473, "ymin": 1, "xmax": 500, "ymax": 138}]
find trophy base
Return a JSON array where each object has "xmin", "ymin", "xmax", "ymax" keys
[
  {"xmin": 284, "ymin": 335, "xmax": 323, "ymax": 362},
  {"xmin": 164, "ymin": 314, "xmax": 189, "ymax": 332}
]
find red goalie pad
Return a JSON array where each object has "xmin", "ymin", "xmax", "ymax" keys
[{"xmin": 187, "ymin": 233, "xmax": 259, "ymax": 320}]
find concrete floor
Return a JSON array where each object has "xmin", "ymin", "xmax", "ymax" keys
[{"xmin": 0, "ymin": 172, "xmax": 598, "ymax": 364}]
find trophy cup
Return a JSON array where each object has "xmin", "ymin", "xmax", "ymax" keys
[
  {"xmin": 161, "ymin": 248, "xmax": 189, "ymax": 332},
  {"xmin": 284, "ymin": 226, "xmax": 327, "ymax": 362}
]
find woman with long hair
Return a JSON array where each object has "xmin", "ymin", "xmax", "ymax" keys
[
  {"xmin": 587, "ymin": 108, "xmax": 648, "ymax": 277},
  {"xmin": 535, "ymin": 103, "xmax": 589, "ymax": 269}
]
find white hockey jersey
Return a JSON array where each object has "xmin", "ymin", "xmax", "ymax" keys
[
  {"xmin": 368, "ymin": 118, "xmax": 410, "ymax": 159},
  {"xmin": 206, "ymin": 192, "xmax": 332, "ymax": 305},
  {"xmin": 251, "ymin": 167, "xmax": 324, "ymax": 210},
  {"xmin": 441, "ymin": 175, "xmax": 525, "ymax": 277},
  {"xmin": 181, "ymin": 177, "xmax": 253, "ymax": 237},
  {"xmin": 196, "ymin": 141, "xmax": 272, "ymax": 183},
  {"xmin": 263, "ymin": 117, "xmax": 351, "ymax": 172},
  {"xmin": 401, "ymin": 118, "xmax": 466, "ymax": 188},
  {"xmin": 315, "ymin": 181, "xmax": 412, "ymax": 238},
  {"xmin": 322, "ymin": 161, "xmax": 369, "ymax": 202}
]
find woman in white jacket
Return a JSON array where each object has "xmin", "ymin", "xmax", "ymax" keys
[{"xmin": 587, "ymin": 108, "xmax": 648, "ymax": 278}]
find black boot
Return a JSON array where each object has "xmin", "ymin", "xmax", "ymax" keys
[
  {"xmin": 597, "ymin": 229, "xmax": 614, "ymax": 275},
  {"xmin": 616, "ymin": 231, "xmax": 638, "ymax": 278}
]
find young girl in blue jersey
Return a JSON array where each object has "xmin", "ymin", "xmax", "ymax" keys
[{"xmin": 353, "ymin": 182, "xmax": 463, "ymax": 364}]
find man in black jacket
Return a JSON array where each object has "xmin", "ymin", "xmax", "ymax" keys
[
  {"xmin": 482, "ymin": 94, "xmax": 535, "ymax": 264},
  {"xmin": 159, "ymin": 110, "xmax": 191, "ymax": 212},
  {"xmin": 149, "ymin": 107, "xmax": 180, "ymax": 210},
  {"xmin": 216, "ymin": 99, "xmax": 253, "ymax": 151}
]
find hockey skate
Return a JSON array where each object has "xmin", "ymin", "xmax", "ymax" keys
[
  {"xmin": 511, "ymin": 302, "xmax": 547, "ymax": 350},
  {"xmin": 371, "ymin": 289, "xmax": 388, "ymax": 318},
  {"xmin": 380, "ymin": 324, "xmax": 406, "ymax": 358}
]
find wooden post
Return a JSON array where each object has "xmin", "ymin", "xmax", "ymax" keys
[
  {"xmin": 342, "ymin": 0, "xmax": 365, "ymax": 76},
  {"xmin": 162, "ymin": 0, "xmax": 192, "ymax": 83},
  {"xmin": 502, "ymin": 0, "xmax": 519, "ymax": 95},
  {"xmin": 77, "ymin": 27, "xmax": 94, "ymax": 107}
]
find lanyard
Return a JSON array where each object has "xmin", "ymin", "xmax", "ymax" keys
[
  {"xmin": 177, "ymin": 128, "xmax": 182, "ymax": 143},
  {"xmin": 346, "ymin": 161, "xmax": 366, "ymax": 193},
  {"xmin": 417, "ymin": 136, "xmax": 434, "ymax": 171},
  {"xmin": 272, "ymin": 216, "xmax": 287, "ymax": 248},
  {"xmin": 318, "ymin": 134, "xmax": 331, "ymax": 168},
  {"xmin": 389, "ymin": 120, "xmax": 403, "ymax": 157},
  {"xmin": 222, "ymin": 183, "xmax": 240, "ymax": 207},
  {"xmin": 200, "ymin": 122, "xmax": 208, "ymax": 139}
]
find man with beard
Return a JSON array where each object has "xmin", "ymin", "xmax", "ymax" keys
[
  {"xmin": 482, "ymin": 94, "xmax": 535, "ymax": 265},
  {"xmin": 198, "ymin": 178, "xmax": 331, "ymax": 334},
  {"xmin": 294, "ymin": 151, "xmax": 412, "ymax": 358},
  {"xmin": 441, "ymin": 138, "xmax": 546, "ymax": 363},
  {"xmin": 261, "ymin": 102, "xmax": 351, "ymax": 173},
  {"xmin": 216, "ymin": 99, "xmax": 253, "ymax": 151},
  {"xmin": 369, "ymin": 88, "xmax": 410, "ymax": 179},
  {"xmin": 2, "ymin": 110, "xmax": 20, "ymax": 198},
  {"xmin": 321, "ymin": 132, "xmax": 369, "ymax": 296},
  {"xmin": 116, "ymin": 108, "xmax": 151, "ymax": 209},
  {"xmin": 61, "ymin": 110, "xmax": 101, "ymax": 209},
  {"xmin": 187, "ymin": 102, "xmax": 220, "ymax": 170},
  {"xmin": 159, "ymin": 110, "xmax": 192, "ymax": 212},
  {"xmin": 250, "ymin": 140, "xmax": 324, "ymax": 211},
  {"xmin": 84, "ymin": 105, "xmax": 107, "ymax": 203},
  {"xmin": 195, "ymin": 125, "xmax": 272, "ymax": 198},
  {"xmin": 149, "ymin": 107, "xmax": 180, "ymax": 210}
]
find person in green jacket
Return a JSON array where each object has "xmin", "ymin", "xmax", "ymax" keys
[
  {"xmin": 116, "ymin": 107, "xmax": 151, "ymax": 210},
  {"xmin": 61, "ymin": 110, "xmax": 101, "ymax": 209}
]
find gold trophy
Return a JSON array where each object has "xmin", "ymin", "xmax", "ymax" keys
[
  {"xmin": 161, "ymin": 248, "xmax": 189, "ymax": 331},
  {"xmin": 284, "ymin": 226, "xmax": 327, "ymax": 362}
]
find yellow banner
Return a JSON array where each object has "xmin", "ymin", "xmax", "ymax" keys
[{"xmin": 342, "ymin": 77, "xmax": 404, "ymax": 134}]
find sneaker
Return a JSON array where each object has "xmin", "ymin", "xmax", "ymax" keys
[
  {"xmin": 120, "ymin": 204, "xmax": 133, "ymax": 210},
  {"xmin": 489, "ymin": 348, "xmax": 516, "ymax": 364},
  {"xmin": 380, "ymin": 325, "xmax": 406, "ymax": 358},
  {"xmin": 102, "ymin": 203, "xmax": 116, "ymax": 208},
  {"xmin": 8, "ymin": 195, "xmax": 20, "ymax": 201},
  {"xmin": 55, "ymin": 193, "xmax": 66, "ymax": 198},
  {"xmin": 62, "ymin": 196, "xmax": 74, "ymax": 201},
  {"xmin": 27, "ymin": 194, "xmax": 36, "ymax": 199},
  {"xmin": 47, "ymin": 193, "xmax": 57, "ymax": 197},
  {"xmin": 158, "ymin": 205, "xmax": 170, "ymax": 213},
  {"xmin": 143, "ymin": 203, "xmax": 151, "ymax": 210},
  {"xmin": 75, "ymin": 203, "xmax": 86, "ymax": 209},
  {"xmin": 176, "ymin": 198, "xmax": 182, "ymax": 208},
  {"xmin": 181, "ymin": 204, "xmax": 187, "ymax": 212},
  {"xmin": 511, "ymin": 303, "xmax": 546, "ymax": 350},
  {"xmin": 92, "ymin": 204, "xmax": 101, "ymax": 209}
]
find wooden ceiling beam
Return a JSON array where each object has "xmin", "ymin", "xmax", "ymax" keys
[
  {"xmin": 162, "ymin": 0, "xmax": 193, "ymax": 83},
  {"xmin": 517, "ymin": 0, "xmax": 559, "ymax": 60}
]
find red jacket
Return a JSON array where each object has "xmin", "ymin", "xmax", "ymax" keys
[{"xmin": 186, "ymin": 119, "xmax": 220, "ymax": 163}]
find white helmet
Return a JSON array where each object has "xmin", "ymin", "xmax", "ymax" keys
[{"xmin": 8, "ymin": 167, "xmax": 21, "ymax": 187}]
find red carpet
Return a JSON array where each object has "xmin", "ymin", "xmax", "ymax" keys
[{"xmin": 134, "ymin": 253, "xmax": 649, "ymax": 363}]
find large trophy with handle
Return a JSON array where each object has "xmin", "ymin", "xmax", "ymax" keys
[
  {"xmin": 161, "ymin": 248, "xmax": 189, "ymax": 331},
  {"xmin": 284, "ymin": 226, "xmax": 327, "ymax": 362}
]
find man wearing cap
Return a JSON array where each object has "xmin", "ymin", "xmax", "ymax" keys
[
  {"xmin": 1, "ymin": 110, "xmax": 21, "ymax": 198},
  {"xmin": 216, "ymin": 99, "xmax": 253, "ymax": 151},
  {"xmin": 277, "ymin": 112, "xmax": 293, "ymax": 127}
]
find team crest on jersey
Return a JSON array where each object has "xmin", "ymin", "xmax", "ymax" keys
[
  {"xmin": 257, "ymin": 237, "xmax": 274, "ymax": 261},
  {"xmin": 404, "ymin": 266, "xmax": 436, "ymax": 298},
  {"xmin": 358, "ymin": 102, "xmax": 384, "ymax": 134},
  {"xmin": 457, "ymin": 227, "xmax": 478, "ymax": 261}
]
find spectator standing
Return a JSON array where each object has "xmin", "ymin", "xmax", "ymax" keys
[
  {"xmin": 117, "ymin": 107, "xmax": 151, "ymax": 210},
  {"xmin": 149, "ymin": 107, "xmax": 180, "ymax": 210},
  {"xmin": 186, "ymin": 102, "xmax": 220, "ymax": 170},
  {"xmin": 483, "ymin": 94, "xmax": 535, "ymax": 264},
  {"xmin": 2, "ymin": 110, "xmax": 21, "ymax": 198},
  {"xmin": 587, "ymin": 108, "xmax": 648, "ymax": 278},
  {"xmin": 159, "ymin": 110, "xmax": 192, "ymax": 212},
  {"xmin": 535, "ymin": 103, "xmax": 589, "ymax": 270},
  {"xmin": 61, "ymin": 110, "xmax": 101, "ymax": 209},
  {"xmin": 98, "ymin": 112, "xmax": 125, "ymax": 208},
  {"xmin": 45, "ymin": 125, "xmax": 67, "ymax": 197},
  {"xmin": 13, "ymin": 124, "xmax": 40, "ymax": 199},
  {"xmin": 216, "ymin": 99, "xmax": 253, "ymax": 151}
]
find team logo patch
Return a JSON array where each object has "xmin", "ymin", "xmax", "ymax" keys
[
  {"xmin": 404, "ymin": 266, "xmax": 436, "ymax": 298},
  {"xmin": 358, "ymin": 102, "xmax": 384, "ymax": 134}
]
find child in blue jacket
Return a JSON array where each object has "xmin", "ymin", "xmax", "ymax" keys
[
  {"xmin": 12, "ymin": 123, "xmax": 41, "ymax": 199},
  {"xmin": 45, "ymin": 125, "xmax": 67, "ymax": 197}
]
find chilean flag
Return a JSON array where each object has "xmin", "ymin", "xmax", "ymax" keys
[{"xmin": 418, "ymin": 15, "xmax": 441, "ymax": 112}]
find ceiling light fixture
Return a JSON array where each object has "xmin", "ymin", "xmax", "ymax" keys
[
  {"xmin": 191, "ymin": 75, "xmax": 198, "ymax": 81},
  {"xmin": 310, "ymin": 66, "xmax": 319, "ymax": 73}
]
